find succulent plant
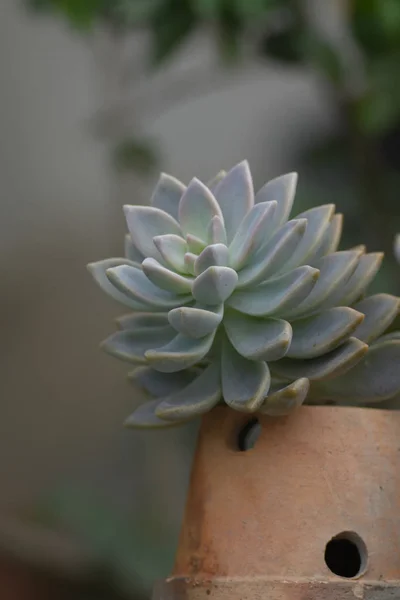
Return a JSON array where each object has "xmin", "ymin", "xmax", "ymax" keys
[{"xmin": 88, "ymin": 161, "xmax": 400, "ymax": 428}]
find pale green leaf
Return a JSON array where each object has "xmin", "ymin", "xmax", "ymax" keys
[
  {"xmin": 214, "ymin": 160, "xmax": 254, "ymax": 243},
  {"xmin": 178, "ymin": 178, "xmax": 223, "ymax": 240},
  {"xmin": 142, "ymin": 258, "xmax": 193, "ymax": 294},
  {"xmin": 222, "ymin": 336, "xmax": 270, "ymax": 411},
  {"xmin": 123, "ymin": 205, "xmax": 181, "ymax": 261},
  {"xmin": 155, "ymin": 362, "xmax": 221, "ymax": 421},
  {"xmin": 281, "ymin": 204, "xmax": 335, "ymax": 272},
  {"xmin": 254, "ymin": 172, "xmax": 297, "ymax": 228},
  {"xmin": 228, "ymin": 201, "xmax": 277, "ymax": 269},
  {"xmin": 192, "ymin": 266, "xmax": 238, "ymax": 304},
  {"xmin": 308, "ymin": 213, "xmax": 343, "ymax": 264},
  {"xmin": 129, "ymin": 366, "xmax": 200, "ymax": 397},
  {"xmin": 224, "ymin": 311, "xmax": 292, "ymax": 361},
  {"xmin": 312, "ymin": 340, "xmax": 400, "ymax": 403},
  {"xmin": 107, "ymin": 265, "xmax": 192, "ymax": 309},
  {"xmin": 228, "ymin": 266, "xmax": 319, "ymax": 316},
  {"xmin": 101, "ymin": 326, "xmax": 175, "ymax": 364},
  {"xmin": 259, "ymin": 378, "xmax": 309, "ymax": 416},
  {"xmin": 287, "ymin": 307, "xmax": 364, "ymax": 359},
  {"xmin": 87, "ymin": 259, "xmax": 147, "ymax": 310},
  {"xmin": 150, "ymin": 172, "xmax": 186, "ymax": 220},
  {"xmin": 333, "ymin": 253, "xmax": 384, "ymax": 307},
  {"xmin": 194, "ymin": 244, "xmax": 229, "ymax": 275},
  {"xmin": 116, "ymin": 312, "xmax": 168, "ymax": 330},
  {"xmin": 145, "ymin": 332, "xmax": 215, "ymax": 372},
  {"xmin": 284, "ymin": 250, "xmax": 363, "ymax": 319},
  {"xmin": 237, "ymin": 218, "xmax": 307, "ymax": 288},
  {"xmin": 271, "ymin": 337, "xmax": 368, "ymax": 381},
  {"xmin": 353, "ymin": 294, "xmax": 400, "ymax": 343},
  {"xmin": 207, "ymin": 215, "xmax": 227, "ymax": 245},
  {"xmin": 124, "ymin": 234, "xmax": 144, "ymax": 264},
  {"xmin": 153, "ymin": 234, "xmax": 188, "ymax": 273},
  {"xmin": 124, "ymin": 400, "xmax": 193, "ymax": 428},
  {"xmin": 183, "ymin": 252, "xmax": 197, "ymax": 275},
  {"xmin": 168, "ymin": 304, "xmax": 223, "ymax": 338}
]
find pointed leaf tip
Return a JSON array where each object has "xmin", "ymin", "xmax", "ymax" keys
[
  {"xmin": 124, "ymin": 400, "xmax": 192, "ymax": 428},
  {"xmin": 260, "ymin": 377, "xmax": 309, "ymax": 416},
  {"xmin": 168, "ymin": 304, "xmax": 223, "ymax": 338},
  {"xmin": 214, "ymin": 160, "xmax": 254, "ymax": 243},
  {"xmin": 192, "ymin": 266, "xmax": 238, "ymax": 305},
  {"xmin": 222, "ymin": 336, "xmax": 270, "ymax": 412},
  {"xmin": 123, "ymin": 205, "xmax": 181, "ymax": 260},
  {"xmin": 150, "ymin": 172, "xmax": 186, "ymax": 220},
  {"xmin": 178, "ymin": 177, "xmax": 223, "ymax": 241},
  {"xmin": 254, "ymin": 171, "xmax": 298, "ymax": 227}
]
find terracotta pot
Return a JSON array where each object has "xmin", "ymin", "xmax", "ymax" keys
[{"xmin": 153, "ymin": 406, "xmax": 400, "ymax": 599}]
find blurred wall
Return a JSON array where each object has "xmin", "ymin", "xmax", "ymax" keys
[{"xmin": 0, "ymin": 0, "xmax": 335, "ymax": 523}]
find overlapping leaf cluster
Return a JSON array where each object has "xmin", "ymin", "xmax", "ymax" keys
[{"xmin": 88, "ymin": 161, "xmax": 400, "ymax": 427}]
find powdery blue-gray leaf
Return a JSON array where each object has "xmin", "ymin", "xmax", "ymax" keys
[
  {"xmin": 153, "ymin": 234, "xmax": 187, "ymax": 273},
  {"xmin": 308, "ymin": 213, "xmax": 343, "ymax": 264},
  {"xmin": 142, "ymin": 258, "xmax": 193, "ymax": 294},
  {"xmin": 280, "ymin": 205, "xmax": 335, "ymax": 272},
  {"xmin": 194, "ymin": 244, "xmax": 229, "ymax": 275},
  {"xmin": 87, "ymin": 259, "xmax": 147, "ymax": 310},
  {"xmin": 207, "ymin": 170, "xmax": 226, "ymax": 192},
  {"xmin": 168, "ymin": 304, "xmax": 223, "ymax": 338},
  {"xmin": 155, "ymin": 362, "xmax": 221, "ymax": 421},
  {"xmin": 375, "ymin": 331, "xmax": 400, "ymax": 344},
  {"xmin": 124, "ymin": 234, "xmax": 144, "ymax": 264},
  {"xmin": 283, "ymin": 250, "xmax": 363, "ymax": 319},
  {"xmin": 150, "ymin": 173, "xmax": 186, "ymax": 220},
  {"xmin": 224, "ymin": 311, "xmax": 292, "ymax": 361},
  {"xmin": 184, "ymin": 252, "xmax": 197, "ymax": 275},
  {"xmin": 332, "ymin": 252, "xmax": 384, "ymax": 307},
  {"xmin": 222, "ymin": 336, "xmax": 270, "ymax": 411},
  {"xmin": 254, "ymin": 172, "xmax": 297, "ymax": 228},
  {"xmin": 186, "ymin": 233, "xmax": 207, "ymax": 255},
  {"xmin": 259, "ymin": 378, "xmax": 309, "ymax": 416},
  {"xmin": 116, "ymin": 312, "xmax": 168, "ymax": 330},
  {"xmin": 353, "ymin": 294, "xmax": 400, "ymax": 343},
  {"xmin": 312, "ymin": 339, "xmax": 400, "ymax": 403},
  {"xmin": 237, "ymin": 219, "xmax": 307, "ymax": 288},
  {"xmin": 192, "ymin": 266, "xmax": 238, "ymax": 305},
  {"xmin": 271, "ymin": 337, "xmax": 368, "ymax": 381},
  {"xmin": 228, "ymin": 266, "xmax": 319, "ymax": 316},
  {"xmin": 207, "ymin": 215, "xmax": 227, "ymax": 245},
  {"xmin": 107, "ymin": 265, "xmax": 192, "ymax": 309},
  {"xmin": 214, "ymin": 160, "xmax": 254, "ymax": 243},
  {"xmin": 129, "ymin": 366, "xmax": 200, "ymax": 397},
  {"xmin": 101, "ymin": 326, "xmax": 175, "ymax": 364},
  {"xmin": 178, "ymin": 178, "xmax": 223, "ymax": 241},
  {"xmin": 145, "ymin": 332, "xmax": 215, "ymax": 372},
  {"xmin": 287, "ymin": 307, "xmax": 364, "ymax": 359},
  {"xmin": 228, "ymin": 201, "xmax": 277, "ymax": 269},
  {"xmin": 123, "ymin": 205, "xmax": 181, "ymax": 259},
  {"xmin": 124, "ymin": 400, "xmax": 193, "ymax": 429}
]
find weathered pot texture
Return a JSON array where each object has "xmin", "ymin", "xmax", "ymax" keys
[{"xmin": 153, "ymin": 405, "xmax": 400, "ymax": 599}]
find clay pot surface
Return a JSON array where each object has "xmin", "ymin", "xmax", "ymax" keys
[{"xmin": 155, "ymin": 406, "xmax": 400, "ymax": 599}]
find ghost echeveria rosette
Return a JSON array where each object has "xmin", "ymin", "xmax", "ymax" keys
[{"xmin": 88, "ymin": 161, "xmax": 400, "ymax": 427}]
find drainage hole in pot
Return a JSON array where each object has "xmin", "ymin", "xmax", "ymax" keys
[
  {"xmin": 324, "ymin": 531, "xmax": 367, "ymax": 578},
  {"xmin": 237, "ymin": 418, "xmax": 261, "ymax": 451}
]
